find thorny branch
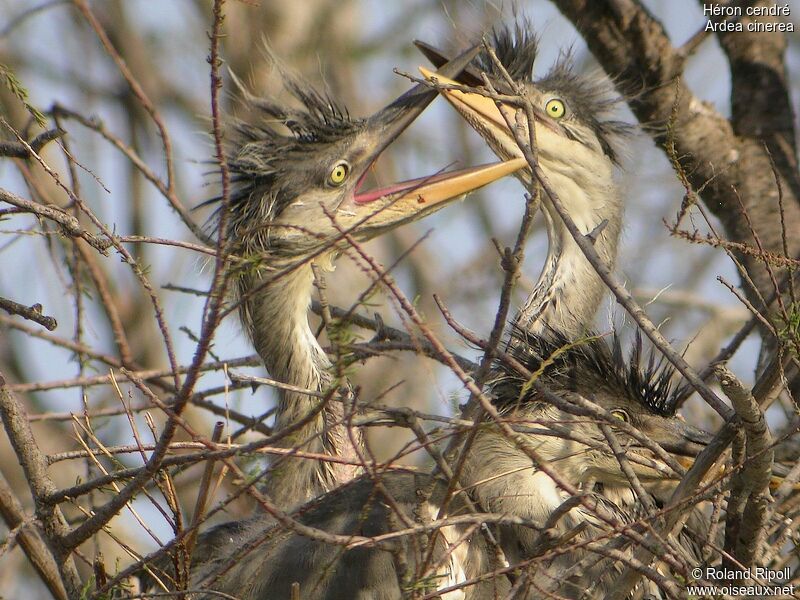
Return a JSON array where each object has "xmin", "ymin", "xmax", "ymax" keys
[
  {"xmin": 0, "ymin": 186, "xmax": 110, "ymax": 253},
  {"xmin": 1, "ymin": 1, "xmax": 798, "ymax": 598},
  {"xmin": 0, "ymin": 373, "xmax": 82, "ymax": 596},
  {"xmin": 0, "ymin": 295, "xmax": 57, "ymax": 331},
  {"xmin": 716, "ymin": 365, "xmax": 773, "ymax": 569}
]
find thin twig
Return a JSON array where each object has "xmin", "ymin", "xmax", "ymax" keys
[
  {"xmin": 0, "ymin": 186, "xmax": 109, "ymax": 253},
  {"xmin": 184, "ymin": 421, "xmax": 225, "ymax": 558},
  {"xmin": 0, "ymin": 127, "xmax": 64, "ymax": 158}
]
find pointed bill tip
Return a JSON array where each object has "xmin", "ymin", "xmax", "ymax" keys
[
  {"xmin": 393, "ymin": 156, "xmax": 527, "ymax": 206},
  {"xmin": 355, "ymin": 157, "xmax": 526, "ymax": 208},
  {"xmin": 349, "ymin": 157, "xmax": 525, "ymax": 240},
  {"xmin": 419, "ymin": 66, "xmax": 509, "ymax": 132},
  {"xmin": 418, "ymin": 65, "xmax": 459, "ymax": 87}
]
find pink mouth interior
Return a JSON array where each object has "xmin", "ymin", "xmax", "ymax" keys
[
  {"xmin": 354, "ymin": 168, "xmax": 371, "ymax": 195},
  {"xmin": 354, "ymin": 166, "xmax": 462, "ymax": 204}
]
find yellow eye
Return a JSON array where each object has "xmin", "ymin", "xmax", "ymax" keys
[
  {"xmin": 610, "ymin": 409, "xmax": 629, "ymax": 423},
  {"xmin": 328, "ymin": 162, "xmax": 349, "ymax": 186},
  {"xmin": 545, "ymin": 98, "xmax": 566, "ymax": 119}
]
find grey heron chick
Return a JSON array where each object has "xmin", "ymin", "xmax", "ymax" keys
[
  {"xmin": 417, "ymin": 27, "xmax": 713, "ymax": 598},
  {"xmin": 477, "ymin": 327, "xmax": 713, "ymax": 599},
  {"xmin": 418, "ymin": 24, "xmax": 629, "ymax": 338},
  {"xmin": 221, "ymin": 47, "xmax": 524, "ymax": 509},
  {"xmin": 485, "ymin": 327, "xmax": 711, "ymax": 543},
  {"xmin": 140, "ymin": 48, "xmax": 525, "ymax": 599},
  {"xmin": 158, "ymin": 330, "xmax": 712, "ymax": 600}
]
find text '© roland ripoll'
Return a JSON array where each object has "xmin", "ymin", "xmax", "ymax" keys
[{"xmin": 703, "ymin": 3, "xmax": 793, "ymax": 32}]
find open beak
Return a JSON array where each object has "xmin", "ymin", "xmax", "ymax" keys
[
  {"xmin": 340, "ymin": 46, "xmax": 526, "ymax": 237},
  {"xmin": 415, "ymin": 39, "xmax": 557, "ymax": 148},
  {"xmin": 416, "ymin": 66, "xmax": 553, "ymax": 166},
  {"xmin": 418, "ymin": 66, "xmax": 513, "ymax": 134},
  {"xmin": 363, "ymin": 44, "xmax": 482, "ymax": 162},
  {"xmin": 414, "ymin": 40, "xmax": 485, "ymax": 87},
  {"xmin": 349, "ymin": 158, "xmax": 526, "ymax": 236}
]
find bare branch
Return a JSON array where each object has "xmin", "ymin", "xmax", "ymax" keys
[
  {"xmin": 0, "ymin": 372, "xmax": 82, "ymax": 596},
  {"xmin": 0, "ymin": 127, "xmax": 64, "ymax": 158},
  {"xmin": 0, "ymin": 187, "xmax": 110, "ymax": 253},
  {"xmin": 0, "ymin": 295, "xmax": 57, "ymax": 330},
  {"xmin": 0, "ymin": 472, "xmax": 68, "ymax": 600},
  {"xmin": 716, "ymin": 365, "xmax": 773, "ymax": 569}
]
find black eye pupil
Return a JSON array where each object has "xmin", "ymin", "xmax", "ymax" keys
[{"xmin": 330, "ymin": 165, "xmax": 347, "ymax": 183}]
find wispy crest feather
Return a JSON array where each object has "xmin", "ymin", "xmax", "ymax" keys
[
  {"xmin": 476, "ymin": 21, "xmax": 632, "ymax": 163},
  {"xmin": 203, "ymin": 51, "xmax": 362, "ymax": 244},
  {"xmin": 492, "ymin": 326, "xmax": 679, "ymax": 416}
]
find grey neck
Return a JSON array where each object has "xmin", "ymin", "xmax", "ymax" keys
[
  {"xmin": 240, "ymin": 258, "xmax": 362, "ymax": 509},
  {"xmin": 515, "ymin": 168, "xmax": 622, "ymax": 339}
]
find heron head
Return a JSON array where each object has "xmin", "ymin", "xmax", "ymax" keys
[
  {"xmin": 493, "ymin": 329, "xmax": 713, "ymax": 486},
  {"xmin": 217, "ymin": 46, "xmax": 524, "ymax": 260},
  {"xmin": 417, "ymin": 24, "xmax": 630, "ymax": 189},
  {"xmin": 580, "ymin": 383, "xmax": 712, "ymax": 485}
]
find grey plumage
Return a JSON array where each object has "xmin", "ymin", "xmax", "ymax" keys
[
  {"xmin": 212, "ymin": 45, "xmax": 501, "ymax": 510},
  {"xmin": 420, "ymin": 24, "xmax": 712, "ymax": 599},
  {"xmin": 492, "ymin": 326, "xmax": 680, "ymax": 417},
  {"xmin": 221, "ymin": 76, "xmax": 360, "ymax": 254},
  {"xmin": 173, "ymin": 472, "xmax": 507, "ymax": 599},
  {"xmin": 459, "ymin": 327, "xmax": 711, "ymax": 596},
  {"xmin": 419, "ymin": 24, "xmax": 628, "ymax": 339},
  {"xmin": 139, "ymin": 43, "xmax": 532, "ymax": 598},
  {"xmin": 473, "ymin": 23, "xmax": 631, "ymax": 164},
  {"xmin": 143, "ymin": 326, "xmax": 710, "ymax": 599},
  {"xmin": 140, "ymin": 25, "xmax": 714, "ymax": 600}
]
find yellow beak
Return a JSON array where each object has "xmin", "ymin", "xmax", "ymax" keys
[
  {"xmin": 418, "ymin": 66, "xmax": 515, "ymax": 137},
  {"xmin": 351, "ymin": 157, "xmax": 526, "ymax": 234}
]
